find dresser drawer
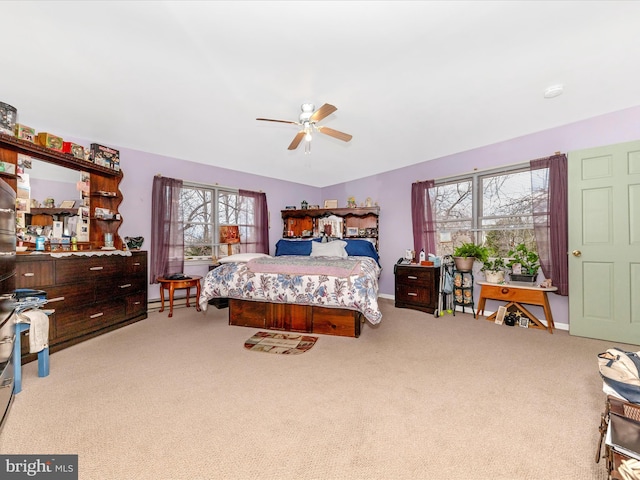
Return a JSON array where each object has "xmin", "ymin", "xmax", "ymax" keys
[
  {"xmin": 125, "ymin": 292, "xmax": 147, "ymax": 316},
  {"xmin": 46, "ymin": 283, "xmax": 95, "ymax": 313},
  {"xmin": 55, "ymin": 257, "xmax": 121, "ymax": 283},
  {"xmin": 55, "ymin": 300, "xmax": 126, "ymax": 340},
  {"xmin": 125, "ymin": 253, "xmax": 147, "ymax": 275},
  {"xmin": 96, "ymin": 275, "xmax": 146, "ymax": 302},
  {"xmin": 16, "ymin": 259, "xmax": 54, "ymax": 288}
]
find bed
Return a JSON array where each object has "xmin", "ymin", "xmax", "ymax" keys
[{"xmin": 199, "ymin": 238, "xmax": 382, "ymax": 337}]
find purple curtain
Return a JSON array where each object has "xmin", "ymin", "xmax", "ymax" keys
[
  {"xmin": 411, "ymin": 180, "xmax": 436, "ymax": 255},
  {"xmin": 239, "ymin": 189, "xmax": 269, "ymax": 254},
  {"xmin": 530, "ymin": 154, "xmax": 568, "ymax": 295},
  {"xmin": 150, "ymin": 176, "xmax": 184, "ymax": 284}
]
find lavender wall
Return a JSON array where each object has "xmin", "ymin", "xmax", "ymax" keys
[
  {"xmin": 64, "ymin": 105, "xmax": 639, "ymax": 326},
  {"xmin": 320, "ymin": 105, "xmax": 640, "ymax": 327},
  {"xmin": 108, "ymin": 148, "xmax": 320, "ymax": 300}
]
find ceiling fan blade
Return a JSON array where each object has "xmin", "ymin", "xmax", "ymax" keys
[
  {"xmin": 256, "ymin": 118, "xmax": 299, "ymax": 125},
  {"xmin": 288, "ymin": 131, "xmax": 305, "ymax": 150},
  {"xmin": 317, "ymin": 126, "xmax": 352, "ymax": 142},
  {"xmin": 309, "ymin": 103, "xmax": 337, "ymax": 123}
]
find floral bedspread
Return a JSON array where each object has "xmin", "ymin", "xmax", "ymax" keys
[{"xmin": 199, "ymin": 255, "xmax": 382, "ymax": 324}]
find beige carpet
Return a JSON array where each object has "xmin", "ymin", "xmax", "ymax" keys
[{"xmin": 0, "ymin": 299, "xmax": 635, "ymax": 480}]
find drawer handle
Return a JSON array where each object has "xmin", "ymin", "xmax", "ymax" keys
[
  {"xmin": 89, "ymin": 312, "xmax": 104, "ymax": 319},
  {"xmin": 119, "ymin": 284, "xmax": 132, "ymax": 289},
  {"xmin": 89, "ymin": 266, "xmax": 104, "ymax": 271},
  {"xmin": 408, "ymin": 292, "xmax": 418, "ymax": 296},
  {"xmin": 46, "ymin": 296, "xmax": 65, "ymax": 303},
  {"xmin": 0, "ymin": 208, "xmax": 12, "ymax": 214},
  {"xmin": 0, "ymin": 252, "xmax": 14, "ymax": 256},
  {"xmin": 134, "ymin": 262, "xmax": 141, "ymax": 266},
  {"xmin": 134, "ymin": 301, "xmax": 141, "ymax": 305},
  {"xmin": 23, "ymin": 272, "xmax": 35, "ymax": 277},
  {"xmin": 501, "ymin": 288, "xmax": 509, "ymax": 294},
  {"xmin": 407, "ymin": 275, "xmax": 418, "ymax": 280}
]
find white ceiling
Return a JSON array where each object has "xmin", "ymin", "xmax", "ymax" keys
[{"xmin": 3, "ymin": 1, "xmax": 640, "ymax": 187}]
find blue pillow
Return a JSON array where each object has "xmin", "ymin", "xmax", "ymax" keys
[
  {"xmin": 344, "ymin": 239, "xmax": 380, "ymax": 264},
  {"xmin": 275, "ymin": 239, "xmax": 312, "ymax": 256}
]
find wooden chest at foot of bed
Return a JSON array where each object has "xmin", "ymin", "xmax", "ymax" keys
[{"xmin": 229, "ymin": 299, "xmax": 362, "ymax": 337}]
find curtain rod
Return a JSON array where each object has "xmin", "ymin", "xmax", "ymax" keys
[{"xmin": 416, "ymin": 151, "xmax": 565, "ymax": 183}]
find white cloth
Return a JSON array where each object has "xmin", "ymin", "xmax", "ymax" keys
[{"xmin": 19, "ymin": 310, "xmax": 50, "ymax": 353}]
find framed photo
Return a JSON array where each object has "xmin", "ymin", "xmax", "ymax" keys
[
  {"xmin": 308, "ymin": 204, "xmax": 320, "ymax": 210},
  {"xmin": 285, "ymin": 205, "xmax": 296, "ymax": 210},
  {"xmin": 346, "ymin": 226, "xmax": 358, "ymax": 236},
  {"xmin": 60, "ymin": 200, "xmax": 76, "ymax": 208},
  {"xmin": 519, "ymin": 316, "xmax": 529, "ymax": 328},
  {"xmin": 323, "ymin": 199, "xmax": 338, "ymax": 209},
  {"xmin": 495, "ymin": 305, "xmax": 507, "ymax": 325}
]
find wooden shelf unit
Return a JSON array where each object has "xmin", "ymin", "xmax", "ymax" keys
[
  {"xmin": 0, "ymin": 133, "xmax": 123, "ymax": 249},
  {"xmin": 281, "ymin": 206, "xmax": 380, "ymax": 249}
]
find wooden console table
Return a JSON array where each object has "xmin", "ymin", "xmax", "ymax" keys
[
  {"xmin": 476, "ymin": 281, "xmax": 557, "ymax": 334},
  {"xmin": 157, "ymin": 275, "xmax": 202, "ymax": 318}
]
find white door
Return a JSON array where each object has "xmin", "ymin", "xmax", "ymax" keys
[{"xmin": 568, "ymin": 140, "xmax": 640, "ymax": 343}]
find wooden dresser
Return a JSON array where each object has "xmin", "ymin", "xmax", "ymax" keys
[
  {"xmin": 16, "ymin": 251, "xmax": 147, "ymax": 362},
  {"xmin": 394, "ymin": 264, "xmax": 441, "ymax": 314}
]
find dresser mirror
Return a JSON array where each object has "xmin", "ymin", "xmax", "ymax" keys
[{"xmin": 22, "ymin": 159, "xmax": 85, "ymax": 208}]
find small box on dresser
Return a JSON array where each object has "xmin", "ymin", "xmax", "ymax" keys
[{"xmin": 394, "ymin": 264, "xmax": 441, "ymax": 314}]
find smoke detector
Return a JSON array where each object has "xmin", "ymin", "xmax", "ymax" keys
[{"xmin": 544, "ymin": 84, "xmax": 564, "ymax": 99}]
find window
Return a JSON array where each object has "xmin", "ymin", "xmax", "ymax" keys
[
  {"xmin": 432, "ymin": 164, "xmax": 546, "ymax": 257},
  {"xmin": 180, "ymin": 182, "xmax": 248, "ymax": 261}
]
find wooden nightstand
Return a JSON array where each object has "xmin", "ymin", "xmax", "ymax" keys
[{"xmin": 394, "ymin": 264, "xmax": 441, "ymax": 314}]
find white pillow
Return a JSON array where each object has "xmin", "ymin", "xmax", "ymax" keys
[
  {"xmin": 310, "ymin": 240, "xmax": 348, "ymax": 258},
  {"xmin": 218, "ymin": 253, "xmax": 271, "ymax": 264}
]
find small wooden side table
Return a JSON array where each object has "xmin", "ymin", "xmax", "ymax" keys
[
  {"xmin": 157, "ymin": 275, "xmax": 202, "ymax": 318},
  {"xmin": 476, "ymin": 281, "xmax": 557, "ymax": 333}
]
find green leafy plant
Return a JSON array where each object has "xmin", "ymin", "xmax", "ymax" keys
[
  {"xmin": 506, "ymin": 243, "xmax": 540, "ymax": 275},
  {"xmin": 481, "ymin": 257, "xmax": 506, "ymax": 272},
  {"xmin": 453, "ymin": 243, "xmax": 489, "ymax": 263}
]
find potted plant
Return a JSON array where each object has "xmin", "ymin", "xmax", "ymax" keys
[
  {"xmin": 506, "ymin": 243, "xmax": 540, "ymax": 282},
  {"xmin": 453, "ymin": 242, "xmax": 488, "ymax": 272},
  {"xmin": 481, "ymin": 257, "xmax": 506, "ymax": 284}
]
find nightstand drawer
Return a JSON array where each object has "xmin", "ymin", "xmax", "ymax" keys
[
  {"xmin": 395, "ymin": 283, "xmax": 433, "ymax": 305},
  {"xmin": 395, "ymin": 267, "xmax": 435, "ymax": 285}
]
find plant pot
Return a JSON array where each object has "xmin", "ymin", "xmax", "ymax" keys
[
  {"xmin": 484, "ymin": 270, "xmax": 505, "ymax": 284},
  {"xmin": 510, "ymin": 273, "xmax": 538, "ymax": 283},
  {"xmin": 453, "ymin": 256, "xmax": 475, "ymax": 272}
]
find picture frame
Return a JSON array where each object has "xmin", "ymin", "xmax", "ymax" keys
[
  {"xmin": 60, "ymin": 200, "xmax": 76, "ymax": 208},
  {"xmin": 323, "ymin": 199, "xmax": 338, "ymax": 209},
  {"xmin": 346, "ymin": 226, "xmax": 358, "ymax": 236},
  {"xmin": 495, "ymin": 305, "xmax": 507, "ymax": 325},
  {"xmin": 308, "ymin": 204, "xmax": 320, "ymax": 210},
  {"xmin": 285, "ymin": 205, "xmax": 296, "ymax": 210},
  {"xmin": 519, "ymin": 316, "xmax": 529, "ymax": 328}
]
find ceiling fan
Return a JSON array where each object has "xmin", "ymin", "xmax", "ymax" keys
[{"xmin": 256, "ymin": 103, "xmax": 352, "ymax": 152}]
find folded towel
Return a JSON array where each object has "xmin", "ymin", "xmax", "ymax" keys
[{"xmin": 19, "ymin": 310, "xmax": 50, "ymax": 354}]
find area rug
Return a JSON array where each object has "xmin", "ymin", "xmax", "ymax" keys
[{"xmin": 244, "ymin": 331, "xmax": 318, "ymax": 355}]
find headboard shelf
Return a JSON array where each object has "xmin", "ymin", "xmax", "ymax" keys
[{"xmin": 281, "ymin": 206, "xmax": 380, "ymax": 249}]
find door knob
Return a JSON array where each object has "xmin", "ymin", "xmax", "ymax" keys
[{"xmin": 572, "ymin": 250, "xmax": 582, "ymax": 257}]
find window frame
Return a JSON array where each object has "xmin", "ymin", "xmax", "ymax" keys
[
  {"xmin": 432, "ymin": 161, "xmax": 541, "ymax": 257},
  {"xmin": 181, "ymin": 180, "xmax": 239, "ymax": 265}
]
